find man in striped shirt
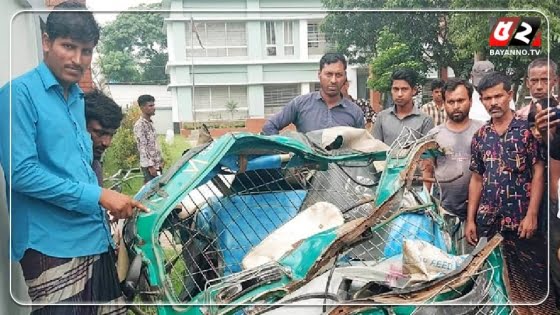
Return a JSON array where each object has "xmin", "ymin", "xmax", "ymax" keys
[{"xmin": 421, "ymin": 79, "xmax": 447, "ymax": 126}]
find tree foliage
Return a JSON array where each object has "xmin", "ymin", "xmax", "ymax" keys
[
  {"xmin": 103, "ymin": 106, "xmax": 141, "ymax": 172},
  {"xmin": 97, "ymin": 3, "xmax": 168, "ymax": 84},
  {"xmin": 369, "ymin": 30, "xmax": 427, "ymax": 92},
  {"xmin": 321, "ymin": 0, "xmax": 560, "ymax": 93}
]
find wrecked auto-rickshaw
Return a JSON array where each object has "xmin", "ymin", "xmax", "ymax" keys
[{"xmin": 121, "ymin": 127, "xmax": 513, "ymax": 315}]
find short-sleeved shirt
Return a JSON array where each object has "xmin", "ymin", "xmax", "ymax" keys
[
  {"xmin": 430, "ymin": 120, "xmax": 484, "ymax": 219},
  {"xmin": 261, "ymin": 91, "xmax": 365, "ymax": 135},
  {"xmin": 355, "ymin": 98, "xmax": 377, "ymax": 123},
  {"xmin": 0, "ymin": 62, "xmax": 110, "ymax": 261},
  {"xmin": 421, "ymin": 101, "xmax": 447, "ymax": 126},
  {"xmin": 133, "ymin": 117, "xmax": 163, "ymax": 168},
  {"xmin": 371, "ymin": 105, "xmax": 435, "ymax": 146},
  {"xmin": 470, "ymin": 116, "xmax": 543, "ymax": 233}
]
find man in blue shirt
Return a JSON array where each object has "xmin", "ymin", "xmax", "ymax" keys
[
  {"xmin": 261, "ymin": 53, "xmax": 364, "ymax": 135},
  {"xmin": 0, "ymin": 2, "xmax": 147, "ymax": 312}
]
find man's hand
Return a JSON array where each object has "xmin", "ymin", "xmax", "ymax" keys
[
  {"xmin": 465, "ymin": 220, "xmax": 478, "ymax": 246},
  {"xmin": 535, "ymin": 104, "xmax": 560, "ymax": 141},
  {"xmin": 518, "ymin": 213, "xmax": 538, "ymax": 239},
  {"xmin": 148, "ymin": 166, "xmax": 158, "ymax": 176},
  {"xmin": 100, "ymin": 188, "xmax": 149, "ymax": 220}
]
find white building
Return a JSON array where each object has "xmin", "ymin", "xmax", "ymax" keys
[{"xmin": 162, "ymin": 0, "xmax": 370, "ymax": 132}]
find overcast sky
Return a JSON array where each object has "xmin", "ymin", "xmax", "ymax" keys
[{"xmin": 87, "ymin": 0, "xmax": 162, "ymax": 25}]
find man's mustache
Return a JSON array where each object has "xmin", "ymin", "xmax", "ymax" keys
[{"xmin": 65, "ymin": 65, "xmax": 83, "ymax": 73}]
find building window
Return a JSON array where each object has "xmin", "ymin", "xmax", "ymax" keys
[
  {"xmin": 263, "ymin": 84, "xmax": 300, "ymax": 115},
  {"xmin": 186, "ymin": 22, "xmax": 247, "ymax": 57},
  {"xmin": 264, "ymin": 21, "xmax": 295, "ymax": 57},
  {"xmin": 265, "ymin": 21, "xmax": 277, "ymax": 56},
  {"xmin": 313, "ymin": 82, "xmax": 321, "ymax": 92},
  {"xmin": 193, "ymin": 86, "xmax": 248, "ymax": 120},
  {"xmin": 307, "ymin": 22, "xmax": 326, "ymax": 56},
  {"xmin": 284, "ymin": 21, "xmax": 294, "ymax": 56}
]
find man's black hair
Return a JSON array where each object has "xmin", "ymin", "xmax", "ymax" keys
[
  {"xmin": 430, "ymin": 79, "xmax": 445, "ymax": 91},
  {"xmin": 137, "ymin": 94, "xmax": 155, "ymax": 107},
  {"xmin": 442, "ymin": 78, "xmax": 474, "ymax": 101},
  {"xmin": 85, "ymin": 90, "xmax": 123, "ymax": 130},
  {"xmin": 319, "ymin": 53, "xmax": 347, "ymax": 71},
  {"xmin": 391, "ymin": 69, "xmax": 418, "ymax": 89},
  {"xmin": 476, "ymin": 71, "xmax": 512, "ymax": 94},
  {"xmin": 45, "ymin": 1, "xmax": 100, "ymax": 45}
]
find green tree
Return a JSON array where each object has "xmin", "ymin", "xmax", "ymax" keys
[
  {"xmin": 97, "ymin": 3, "xmax": 168, "ymax": 84},
  {"xmin": 447, "ymin": 1, "xmax": 559, "ymax": 101},
  {"xmin": 98, "ymin": 51, "xmax": 140, "ymax": 83},
  {"xmin": 369, "ymin": 30, "xmax": 427, "ymax": 92},
  {"xmin": 322, "ymin": 0, "xmax": 559, "ymax": 97},
  {"xmin": 321, "ymin": 1, "xmax": 457, "ymax": 72}
]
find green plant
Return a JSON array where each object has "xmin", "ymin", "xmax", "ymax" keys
[
  {"xmin": 225, "ymin": 100, "xmax": 239, "ymax": 121},
  {"xmin": 103, "ymin": 105, "xmax": 142, "ymax": 176}
]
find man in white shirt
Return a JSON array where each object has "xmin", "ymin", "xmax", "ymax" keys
[{"xmin": 469, "ymin": 60, "xmax": 515, "ymax": 121}]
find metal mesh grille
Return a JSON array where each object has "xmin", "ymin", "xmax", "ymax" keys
[{"xmin": 158, "ymin": 162, "xmax": 383, "ymax": 302}]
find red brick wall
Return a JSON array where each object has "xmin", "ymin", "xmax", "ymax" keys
[
  {"xmin": 245, "ymin": 118, "xmax": 295, "ymax": 134},
  {"xmin": 370, "ymin": 90, "xmax": 382, "ymax": 113},
  {"xmin": 45, "ymin": 0, "xmax": 85, "ymax": 7},
  {"xmin": 78, "ymin": 67, "xmax": 95, "ymax": 93},
  {"xmin": 181, "ymin": 119, "xmax": 296, "ymax": 138}
]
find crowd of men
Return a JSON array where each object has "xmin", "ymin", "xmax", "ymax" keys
[
  {"xmin": 262, "ymin": 52, "xmax": 559, "ymax": 311},
  {"xmin": 0, "ymin": 1, "xmax": 559, "ymax": 314}
]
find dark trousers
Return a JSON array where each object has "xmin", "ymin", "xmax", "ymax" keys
[
  {"xmin": 141, "ymin": 167, "xmax": 162, "ymax": 184},
  {"xmin": 549, "ymin": 199, "xmax": 560, "ymax": 309}
]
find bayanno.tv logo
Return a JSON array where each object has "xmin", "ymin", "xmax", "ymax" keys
[{"xmin": 489, "ymin": 17, "xmax": 542, "ymax": 56}]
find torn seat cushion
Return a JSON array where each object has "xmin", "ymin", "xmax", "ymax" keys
[
  {"xmin": 195, "ymin": 190, "xmax": 307, "ymax": 275},
  {"xmin": 242, "ymin": 201, "xmax": 345, "ymax": 270}
]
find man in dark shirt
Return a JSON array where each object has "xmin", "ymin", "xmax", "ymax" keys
[
  {"xmin": 465, "ymin": 71, "xmax": 553, "ymax": 311},
  {"xmin": 535, "ymin": 96, "xmax": 560, "ymax": 308},
  {"xmin": 372, "ymin": 69, "xmax": 434, "ymax": 146},
  {"xmin": 85, "ymin": 90, "xmax": 124, "ymax": 186},
  {"xmin": 466, "ymin": 71, "xmax": 544, "ymax": 241},
  {"xmin": 262, "ymin": 53, "xmax": 364, "ymax": 135}
]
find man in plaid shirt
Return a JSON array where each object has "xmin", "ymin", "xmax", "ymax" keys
[{"xmin": 421, "ymin": 79, "xmax": 446, "ymax": 126}]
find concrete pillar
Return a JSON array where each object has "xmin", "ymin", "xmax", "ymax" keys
[
  {"xmin": 301, "ymin": 82, "xmax": 310, "ymax": 95},
  {"xmin": 299, "ymin": 20, "xmax": 308, "ymax": 59}
]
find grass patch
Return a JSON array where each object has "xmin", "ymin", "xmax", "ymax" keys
[
  {"xmin": 103, "ymin": 135, "xmax": 191, "ymax": 196},
  {"xmin": 163, "ymin": 247, "xmax": 188, "ymax": 298}
]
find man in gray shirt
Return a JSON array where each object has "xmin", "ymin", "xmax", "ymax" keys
[
  {"xmin": 429, "ymin": 78, "xmax": 484, "ymax": 220},
  {"xmin": 372, "ymin": 69, "xmax": 434, "ymax": 146},
  {"xmin": 262, "ymin": 53, "xmax": 364, "ymax": 135}
]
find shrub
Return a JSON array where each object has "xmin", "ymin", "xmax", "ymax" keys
[
  {"xmin": 182, "ymin": 120, "xmax": 246, "ymax": 130},
  {"xmin": 103, "ymin": 105, "xmax": 141, "ymax": 175}
]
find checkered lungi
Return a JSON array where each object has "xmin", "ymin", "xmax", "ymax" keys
[{"xmin": 20, "ymin": 248, "xmax": 127, "ymax": 315}]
